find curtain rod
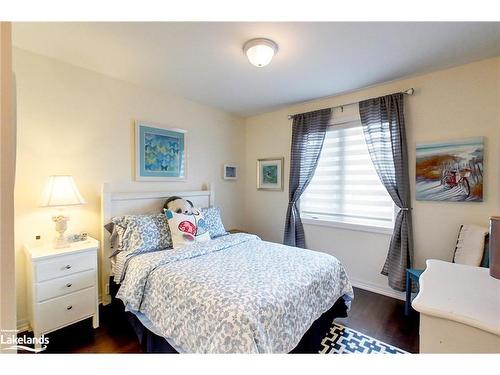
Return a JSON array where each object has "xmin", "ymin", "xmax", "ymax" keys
[{"xmin": 287, "ymin": 88, "xmax": 415, "ymax": 120}]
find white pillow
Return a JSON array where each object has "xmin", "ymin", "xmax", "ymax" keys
[
  {"xmin": 164, "ymin": 209, "xmax": 211, "ymax": 249},
  {"xmin": 453, "ymin": 224, "xmax": 489, "ymax": 266}
]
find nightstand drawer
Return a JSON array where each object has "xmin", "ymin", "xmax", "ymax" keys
[
  {"xmin": 37, "ymin": 287, "xmax": 95, "ymax": 333},
  {"xmin": 36, "ymin": 270, "xmax": 96, "ymax": 302},
  {"xmin": 35, "ymin": 251, "xmax": 95, "ymax": 282}
]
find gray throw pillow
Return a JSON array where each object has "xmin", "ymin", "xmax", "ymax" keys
[{"xmin": 108, "ymin": 214, "xmax": 172, "ymax": 255}]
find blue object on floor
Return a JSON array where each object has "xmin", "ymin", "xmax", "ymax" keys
[{"xmin": 405, "ymin": 268, "xmax": 424, "ymax": 316}]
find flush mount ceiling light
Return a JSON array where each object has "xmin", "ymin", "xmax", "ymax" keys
[{"xmin": 243, "ymin": 38, "xmax": 278, "ymax": 68}]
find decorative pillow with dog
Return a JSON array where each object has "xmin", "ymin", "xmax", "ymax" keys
[
  {"xmin": 164, "ymin": 196, "xmax": 196, "ymax": 215},
  {"xmin": 164, "ymin": 209, "xmax": 211, "ymax": 248}
]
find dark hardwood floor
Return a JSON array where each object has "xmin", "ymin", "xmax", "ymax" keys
[
  {"xmin": 19, "ymin": 287, "xmax": 419, "ymax": 354},
  {"xmin": 337, "ymin": 288, "xmax": 419, "ymax": 353}
]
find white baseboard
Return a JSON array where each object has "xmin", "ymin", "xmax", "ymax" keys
[
  {"xmin": 99, "ymin": 293, "xmax": 111, "ymax": 306},
  {"xmin": 350, "ymin": 278, "xmax": 405, "ymax": 301},
  {"xmin": 17, "ymin": 319, "xmax": 30, "ymax": 332}
]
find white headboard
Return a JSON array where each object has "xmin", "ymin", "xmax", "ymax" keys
[{"xmin": 99, "ymin": 183, "xmax": 214, "ymax": 304}]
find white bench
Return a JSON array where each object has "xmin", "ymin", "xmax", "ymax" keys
[{"xmin": 412, "ymin": 259, "xmax": 500, "ymax": 353}]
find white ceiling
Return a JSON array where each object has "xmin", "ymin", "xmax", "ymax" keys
[{"xmin": 12, "ymin": 22, "xmax": 500, "ymax": 117}]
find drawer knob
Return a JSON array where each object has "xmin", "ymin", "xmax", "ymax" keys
[
  {"xmin": 66, "ymin": 283, "xmax": 72, "ymax": 288},
  {"xmin": 66, "ymin": 305, "xmax": 73, "ymax": 310},
  {"xmin": 65, "ymin": 265, "xmax": 72, "ymax": 270}
]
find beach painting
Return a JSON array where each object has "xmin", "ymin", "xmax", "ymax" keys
[
  {"xmin": 135, "ymin": 122, "xmax": 186, "ymax": 181},
  {"xmin": 416, "ymin": 137, "xmax": 483, "ymax": 202}
]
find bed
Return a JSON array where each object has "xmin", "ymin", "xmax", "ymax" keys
[{"xmin": 100, "ymin": 184, "xmax": 354, "ymax": 353}]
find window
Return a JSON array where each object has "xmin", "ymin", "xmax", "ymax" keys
[{"xmin": 300, "ymin": 113, "xmax": 394, "ymax": 232}]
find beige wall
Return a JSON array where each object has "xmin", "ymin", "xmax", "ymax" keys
[
  {"xmin": 13, "ymin": 48, "xmax": 246, "ymax": 327},
  {"xmin": 1, "ymin": 22, "xmax": 16, "ymax": 351},
  {"xmin": 244, "ymin": 57, "xmax": 500, "ymax": 298},
  {"xmin": 13, "ymin": 46, "xmax": 500, "ymax": 327}
]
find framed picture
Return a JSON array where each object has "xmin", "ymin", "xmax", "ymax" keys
[
  {"xmin": 135, "ymin": 121, "xmax": 187, "ymax": 181},
  {"xmin": 223, "ymin": 164, "xmax": 238, "ymax": 180},
  {"xmin": 416, "ymin": 137, "xmax": 483, "ymax": 202},
  {"xmin": 257, "ymin": 158, "xmax": 284, "ymax": 191}
]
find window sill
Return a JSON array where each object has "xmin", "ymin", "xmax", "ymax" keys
[{"xmin": 301, "ymin": 217, "xmax": 393, "ymax": 236}]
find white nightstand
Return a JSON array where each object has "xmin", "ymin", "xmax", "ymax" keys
[{"xmin": 24, "ymin": 237, "xmax": 100, "ymax": 350}]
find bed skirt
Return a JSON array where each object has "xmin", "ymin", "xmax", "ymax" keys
[{"xmin": 109, "ymin": 277, "xmax": 349, "ymax": 353}]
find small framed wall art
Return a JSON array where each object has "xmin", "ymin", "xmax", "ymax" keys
[
  {"xmin": 257, "ymin": 157, "xmax": 284, "ymax": 191},
  {"xmin": 135, "ymin": 121, "xmax": 187, "ymax": 181},
  {"xmin": 223, "ymin": 164, "xmax": 238, "ymax": 180}
]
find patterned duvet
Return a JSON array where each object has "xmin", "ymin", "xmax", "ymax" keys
[{"xmin": 116, "ymin": 233, "xmax": 353, "ymax": 353}]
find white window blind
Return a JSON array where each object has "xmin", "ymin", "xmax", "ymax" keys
[{"xmin": 301, "ymin": 118, "xmax": 394, "ymax": 229}]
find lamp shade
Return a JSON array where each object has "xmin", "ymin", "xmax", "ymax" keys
[{"xmin": 39, "ymin": 175, "xmax": 86, "ymax": 207}]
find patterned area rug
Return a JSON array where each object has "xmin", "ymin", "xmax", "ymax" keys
[{"xmin": 319, "ymin": 323, "xmax": 408, "ymax": 354}]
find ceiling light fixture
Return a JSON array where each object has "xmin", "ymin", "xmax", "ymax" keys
[{"xmin": 243, "ymin": 38, "xmax": 278, "ymax": 68}]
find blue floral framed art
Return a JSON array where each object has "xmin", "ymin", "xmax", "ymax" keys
[{"xmin": 135, "ymin": 121, "xmax": 187, "ymax": 181}]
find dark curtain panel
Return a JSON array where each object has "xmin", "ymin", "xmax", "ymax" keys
[
  {"xmin": 359, "ymin": 93, "xmax": 413, "ymax": 291},
  {"xmin": 283, "ymin": 108, "xmax": 332, "ymax": 248}
]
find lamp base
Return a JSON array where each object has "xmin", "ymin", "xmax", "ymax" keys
[
  {"xmin": 53, "ymin": 236, "xmax": 70, "ymax": 249},
  {"xmin": 53, "ymin": 214, "xmax": 70, "ymax": 249}
]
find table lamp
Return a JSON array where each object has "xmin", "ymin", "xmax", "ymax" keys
[{"xmin": 39, "ymin": 175, "xmax": 86, "ymax": 248}]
